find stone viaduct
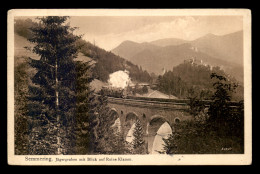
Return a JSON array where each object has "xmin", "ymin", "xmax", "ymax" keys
[
  {"xmin": 106, "ymin": 96, "xmax": 241, "ymax": 153},
  {"xmin": 107, "ymin": 96, "xmax": 199, "ymax": 153}
]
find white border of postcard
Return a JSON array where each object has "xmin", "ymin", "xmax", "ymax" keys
[{"xmin": 7, "ymin": 9, "xmax": 252, "ymax": 165}]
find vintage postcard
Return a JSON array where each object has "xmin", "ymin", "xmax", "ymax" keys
[{"xmin": 7, "ymin": 9, "xmax": 252, "ymax": 165}]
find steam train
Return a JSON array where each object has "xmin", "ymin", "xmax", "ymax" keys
[{"xmin": 98, "ymin": 86, "xmax": 126, "ymax": 98}]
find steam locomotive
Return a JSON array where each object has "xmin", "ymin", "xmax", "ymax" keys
[{"xmin": 98, "ymin": 86, "xmax": 126, "ymax": 98}]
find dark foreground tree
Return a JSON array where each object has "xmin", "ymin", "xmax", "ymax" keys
[
  {"xmin": 74, "ymin": 60, "xmax": 99, "ymax": 154},
  {"xmin": 161, "ymin": 73, "xmax": 244, "ymax": 154},
  {"xmin": 207, "ymin": 73, "xmax": 244, "ymax": 149},
  {"xmin": 25, "ymin": 16, "xmax": 131, "ymax": 155},
  {"xmin": 208, "ymin": 73, "xmax": 243, "ymax": 136},
  {"xmin": 14, "ymin": 61, "xmax": 29, "ymax": 154},
  {"xmin": 93, "ymin": 95, "xmax": 130, "ymax": 154},
  {"xmin": 27, "ymin": 16, "xmax": 81, "ymax": 154},
  {"xmin": 132, "ymin": 119, "xmax": 146, "ymax": 154}
]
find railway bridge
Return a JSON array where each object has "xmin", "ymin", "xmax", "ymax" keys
[
  {"xmin": 106, "ymin": 96, "xmax": 241, "ymax": 153},
  {"xmin": 107, "ymin": 96, "xmax": 200, "ymax": 153}
]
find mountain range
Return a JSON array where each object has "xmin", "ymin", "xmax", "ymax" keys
[
  {"xmin": 112, "ymin": 31, "xmax": 244, "ymax": 82},
  {"xmin": 14, "ymin": 19, "xmax": 244, "ymax": 84}
]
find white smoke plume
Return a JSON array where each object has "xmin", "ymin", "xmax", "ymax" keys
[{"xmin": 108, "ymin": 70, "xmax": 132, "ymax": 89}]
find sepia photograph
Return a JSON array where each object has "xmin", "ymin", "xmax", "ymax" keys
[{"xmin": 7, "ymin": 9, "xmax": 252, "ymax": 165}]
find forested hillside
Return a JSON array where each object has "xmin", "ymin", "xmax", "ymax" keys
[
  {"xmin": 14, "ymin": 18, "xmax": 152, "ymax": 84},
  {"xmin": 75, "ymin": 39, "xmax": 152, "ymax": 83},
  {"xmin": 156, "ymin": 60, "xmax": 244, "ymax": 101}
]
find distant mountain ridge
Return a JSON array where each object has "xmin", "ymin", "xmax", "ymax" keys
[
  {"xmin": 149, "ymin": 38, "xmax": 187, "ymax": 47},
  {"xmin": 129, "ymin": 42, "xmax": 235, "ymax": 74},
  {"xmin": 112, "ymin": 40, "xmax": 161, "ymax": 59},
  {"xmin": 148, "ymin": 31, "xmax": 243, "ymax": 66},
  {"xmin": 190, "ymin": 31, "xmax": 243, "ymax": 65},
  {"xmin": 111, "ymin": 31, "xmax": 243, "ymax": 82}
]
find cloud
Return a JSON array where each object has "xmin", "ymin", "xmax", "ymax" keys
[
  {"xmin": 83, "ymin": 17, "xmax": 198, "ymax": 50},
  {"xmin": 80, "ymin": 16, "xmax": 242, "ymax": 51}
]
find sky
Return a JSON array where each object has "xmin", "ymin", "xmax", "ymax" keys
[
  {"xmin": 16, "ymin": 16, "xmax": 243, "ymax": 51},
  {"xmin": 67, "ymin": 16, "xmax": 243, "ymax": 51}
]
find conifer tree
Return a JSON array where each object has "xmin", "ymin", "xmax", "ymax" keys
[
  {"xmin": 160, "ymin": 131, "xmax": 177, "ymax": 154},
  {"xmin": 132, "ymin": 119, "xmax": 146, "ymax": 154},
  {"xmin": 111, "ymin": 130, "xmax": 130, "ymax": 154},
  {"xmin": 93, "ymin": 93, "xmax": 128, "ymax": 154},
  {"xmin": 14, "ymin": 61, "xmax": 29, "ymax": 154},
  {"xmin": 74, "ymin": 60, "xmax": 99, "ymax": 154},
  {"xmin": 93, "ymin": 94, "xmax": 113, "ymax": 154},
  {"xmin": 27, "ymin": 16, "xmax": 80, "ymax": 154}
]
